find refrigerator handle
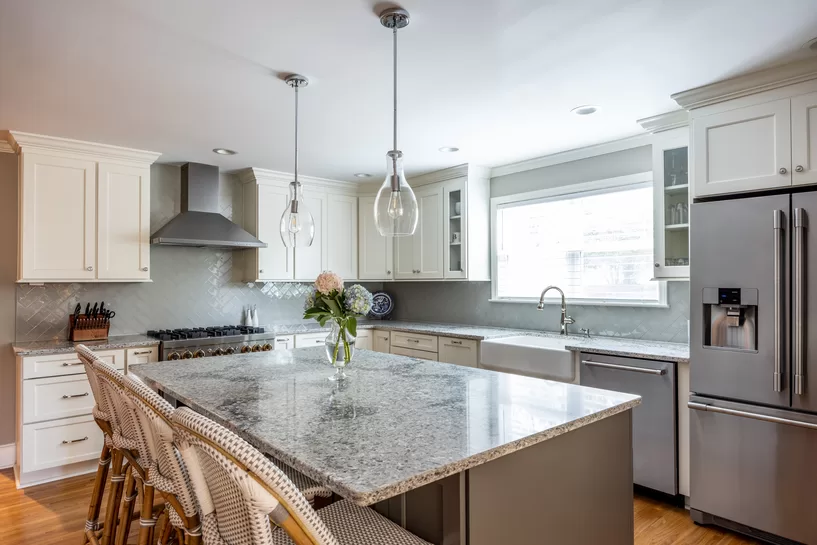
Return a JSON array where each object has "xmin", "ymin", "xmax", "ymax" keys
[
  {"xmin": 688, "ymin": 401, "xmax": 817, "ymax": 430},
  {"xmin": 794, "ymin": 208, "xmax": 807, "ymax": 396},
  {"xmin": 773, "ymin": 209, "xmax": 785, "ymax": 393}
]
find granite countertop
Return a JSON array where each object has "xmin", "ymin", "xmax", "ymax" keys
[
  {"xmin": 133, "ymin": 347, "xmax": 640, "ymax": 506},
  {"xmin": 13, "ymin": 334, "xmax": 160, "ymax": 356},
  {"xmin": 564, "ymin": 336, "xmax": 689, "ymax": 363}
]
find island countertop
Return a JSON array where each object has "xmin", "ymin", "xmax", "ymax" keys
[{"xmin": 132, "ymin": 346, "xmax": 640, "ymax": 506}]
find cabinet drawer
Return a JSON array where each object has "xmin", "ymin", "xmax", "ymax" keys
[
  {"xmin": 438, "ymin": 337, "xmax": 479, "ymax": 367},
  {"xmin": 22, "ymin": 349, "xmax": 125, "ymax": 380},
  {"xmin": 21, "ymin": 415, "xmax": 104, "ymax": 473},
  {"xmin": 295, "ymin": 332, "xmax": 327, "ymax": 348},
  {"xmin": 391, "ymin": 331, "xmax": 438, "ymax": 352},
  {"xmin": 390, "ymin": 346, "xmax": 437, "ymax": 361},
  {"xmin": 274, "ymin": 335, "xmax": 294, "ymax": 350},
  {"xmin": 373, "ymin": 330, "xmax": 391, "ymax": 353},
  {"xmin": 354, "ymin": 330, "xmax": 372, "ymax": 351},
  {"xmin": 23, "ymin": 374, "xmax": 94, "ymax": 424},
  {"xmin": 126, "ymin": 346, "xmax": 158, "ymax": 367}
]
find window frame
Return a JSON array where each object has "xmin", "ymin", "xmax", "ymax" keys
[{"xmin": 489, "ymin": 172, "xmax": 667, "ymax": 308}]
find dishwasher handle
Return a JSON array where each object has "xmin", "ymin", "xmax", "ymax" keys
[{"xmin": 582, "ymin": 360, "xmax": 666, "ymax": 376}]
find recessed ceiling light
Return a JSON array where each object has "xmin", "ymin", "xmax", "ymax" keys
[
  {"xmin": 354, "ymin": 173, "xmax": 373, "ymax": 178},
  {"xmin": 438, "ymin": 147, "xmax": 459, "ymax": 153},
  {"xmin": 571, "ymin": 105, "xmax": 599, "ymax": 116},
  {"xmin": 212, "ymin": 148, "xmax": 237, "ymax": 155},
  {"xmin": 804, "ymin": 37, "xmax": 817, "ymax": 52}
]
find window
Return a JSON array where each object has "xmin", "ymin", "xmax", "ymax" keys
[{"xmin": 491, "ymin": 173, "xmax": 665, "ymax": 306}]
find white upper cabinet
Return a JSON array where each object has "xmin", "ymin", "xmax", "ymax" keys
[
  {"xmin": 326, "ymin": 194, "xmax": 358, "ymax": 280},
  {"xmin": 652, "ymin": 128, "xmax": 690, "ymax": 280},
  {"xmin": 395, "ymin": 182, "xmax": 444, "ymax": 279},
  {"xmin": 443, "ymin": 178, "xmax": 467, "ymax": 279},
  {"xmin": 692, "ymin": 99, "xmax": 792, "ymax": 198},
  {"xmin": 240, "ymin": 168, "xmax": 359, "ymax": 282},
  {"xmin": 11, "ymin": 132, "xmax": 160, "ymax": 283},
  {"xmin": 357, "ymin": 196, "xmax": 393, "ymax": 280},
  {"xmin": 792, "ymin": 91, "xmax": 817, "ymax": 187},
  {"xmin": 97, "ymin": 163, "xmax": 150, "ymax": 280},
  {"xmin": 20, "ymin": 153, "xmax": 97, "ymax": 281}
]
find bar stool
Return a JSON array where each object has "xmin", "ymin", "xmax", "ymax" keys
[{"xmin": 172, "ymin": 406, "xmax": 431, "ymax": 545}]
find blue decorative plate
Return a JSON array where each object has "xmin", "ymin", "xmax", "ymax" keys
[{"xmin": 369, "ymin": 291, "xmax": 394, "ymax": 319}]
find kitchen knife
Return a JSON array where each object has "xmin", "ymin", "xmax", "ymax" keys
[
  {"xmin": 99, "ymin": 302, "xmax": 105, "ymax": 319},
  {"xmin": 85, "ymin": 303, "xmax": 91, "ymax": 316}
]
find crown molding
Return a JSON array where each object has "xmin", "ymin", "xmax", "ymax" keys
[
  {"xmin": 636, "ymin": 109, "xmax": 689, "ymax": 133},
  {"xmin": 490, "ymin": 133, "xmax": 652, "ymax": 179},
  {"xmin": 7, "ymin": 131, "xmax": 161, "ymax": 164},
  {"xmin": 240, "ymin": 167, "xmax": 359, "ymax": 195},
  {"xmin": 0, "ymin": 141, "xmax": 13, "ymax": 154},
  {"xmin": 408, "ymin": 164, "xmax": 470, "ymax": 187},
  {"xmin": 671, "ymin": 57, "xmax": 817, "ymax": 110}
]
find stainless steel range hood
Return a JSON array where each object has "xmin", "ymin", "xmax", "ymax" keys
[{"xmin": 150, "ymin": 163, "xmax": 267, "ymax": 249}]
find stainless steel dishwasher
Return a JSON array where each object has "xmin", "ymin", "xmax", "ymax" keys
[{"xmin": 580, "ymin": 352, "xmax": 677, "ymax": 495}]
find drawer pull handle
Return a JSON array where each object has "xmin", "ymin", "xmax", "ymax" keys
[
  {"xmin": 62, "ymin": 392, "xmax": 90, "ymax": 399},
  {"xmin": 688, "ymin": 401, "xmax": 817, "ymax": 430},
  {"xmin": 62, "ymin": 362, "xmax": 85, "ymax": 367},
  {"xmin": 62, "ymin": 436, "xmax": 89, "ymax": 444},
  {"xmin": 133, "ymin": 350, "xmax": 153, "ymax": 355},
  {"xmin": 582, "ymin": 361, "xmax": 666, "ymax": 376},
  {"xmin": 449, "ymin": 340, "xmax": 463, "ymax": 345}
]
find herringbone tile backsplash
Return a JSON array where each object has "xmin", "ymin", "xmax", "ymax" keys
[{"xmin": 15, "ymin": 165, "xmax": 377, "ymax": 341}]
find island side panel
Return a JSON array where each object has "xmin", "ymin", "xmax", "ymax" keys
[{"xmin": 468, "ymin": 410, "xmax": 634, "ymax": 545}]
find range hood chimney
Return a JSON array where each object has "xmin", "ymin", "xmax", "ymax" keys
[{"xmin": 150, "ymin": 163, "xmax": 267, "ymax": 249}]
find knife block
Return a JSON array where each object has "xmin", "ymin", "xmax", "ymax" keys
[{"xmin": 69, "ymin": 314, "xmax": 110, "ymax": 342}]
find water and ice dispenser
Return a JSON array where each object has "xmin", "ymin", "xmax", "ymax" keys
[{"xmin": 702, "ymin": 288, "xmax": 758, "ymax": 351}]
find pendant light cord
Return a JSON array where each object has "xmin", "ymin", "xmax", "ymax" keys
[
  {"xmin": 294, "ymin": 83, "xmax": 300, "ymax": 184},
  {"xmin": 393, "ymin": 27, "xmax": 398, "ymax": 152}
]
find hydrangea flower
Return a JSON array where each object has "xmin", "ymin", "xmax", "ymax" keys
[
  {"xmin": 344, "ymin": 284, "xmax": 373, "ymax": 316},
  {"xmin": 315, "ymin": 271, "xmax": 343, "ymax": 295}
]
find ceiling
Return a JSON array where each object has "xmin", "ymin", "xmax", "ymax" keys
[{"xmin": 2, "ymin": 0, "xmax": 817, "ymax": 182}]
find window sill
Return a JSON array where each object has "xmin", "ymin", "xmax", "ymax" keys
[{"xmin": 488, "ymin": 298, "xmax": 669, "ymax": 309}]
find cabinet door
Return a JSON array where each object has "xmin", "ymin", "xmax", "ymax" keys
[
  {"xmin": 692, "ymin": 99, "xmax": 791, "ymax": 197},
  {"xmin": 295, "ymin": 332, "xmax": 326, "ymax": 348},
  {"xmin": 354, "ymin": 330, "xmax": 372, "ymax": 350},
  {"xmin": 792, "ymin": 91, "xmax": 817, "ymax": 187},
  {"xmin": 652, "ymin": 129, "xmax": 690, "ymax": 279},
  {"xmin": 274, "ymin": 335, "xmax": 294, "ymax": 350},
  {"xmin": 394, "ymin": 222, "xmax": 417, "ymax": 279},
  {"xmin": 126, "ymin": 346, "xmax": 158, "ymax": 366},
  {"xmin": 358, "ymin": 196, "xmax": 394, "ymax": 280},
  {"xmin": 257, "ymin": 185, "xmax": 293, "ymax": 280},
  {"xmin": 294, "ymin": 192, "xmax": 326, "ymax": 281},
  {"xmin": 444, "ymin": 178, "xmax": 467, "ymax": 279},
  {"xmin": 326, "ymin": 194, "xmax": 358, "ymax": 280},
  {"xmin": 20, "ymin": 153, "xmax": 96, "ymax": 280},
  {"xmin": 414, "ymin": 183, "xmax": 444, "ymax": 279},
  {"xmin": 438, "ymin": 337, "xmax": 479, "ymax": 367},
  {"xmin": 373, "ymin": 330, "xmax": 391, "ymax": 353},
  {"xmin": 97, "ymin": 163, "xmax": 150, "ymax": 280}
]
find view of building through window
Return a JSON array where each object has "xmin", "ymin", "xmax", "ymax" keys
[{"xmin": 495, "ymin": 182, "xmax": 660, "ymax": 303}]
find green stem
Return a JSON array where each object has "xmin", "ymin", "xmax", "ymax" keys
[{"xmin": 332, "ymin": 320, "xmax": 342, "ymax": 364}]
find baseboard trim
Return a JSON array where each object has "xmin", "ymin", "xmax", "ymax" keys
[{"xmin": 0, "ymin": 443, "xmax": 15, "ymax": 469}]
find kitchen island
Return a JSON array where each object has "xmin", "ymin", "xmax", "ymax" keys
[{"xmin": 133, "ymin": 347, "xmax": 640, "ymax": 545}]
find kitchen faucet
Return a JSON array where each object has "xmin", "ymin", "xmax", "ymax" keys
[{"xmin": 537, "ymin": 285, "xmax": 574, "ymax": 335}]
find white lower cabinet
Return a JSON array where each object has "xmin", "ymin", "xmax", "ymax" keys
[
  {"xmin": 274, "ymin": 335, "xmax": 295, "ymax": 350},
  {"xmin": 354, "ymin": 330, "xmax": 372, "ymax": 350},
  {"xmin": 126, "ymin": 346, "xmax": 159, "ymax": 366},
  {"xmin": 21, "ymin": 415, "xmax": 105, "ymax": 474},
  {"xmin": 373, "ymin": 330, "xmax": 391, "ymax": 353},
  {"xmin": 390, "ymin": 346, "xmax": 438, "ymax": 361},
  {"xmin": 295, "ymin": 332, "xmax": 327, "ymax": 348},
  {"xmin": 437, "ymin": 337, "xmax": 479, "ymax": 368},
  {"xmin": 23, "ymin": 375, "xmax": 95, "ymax": 424}
]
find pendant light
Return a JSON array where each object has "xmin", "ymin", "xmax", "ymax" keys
[
  {"xmin": 374, "ymin": 7, "xmax": 418, "ymax": 237},
  {"xmin": 280, "ymin": 74, "xmax": 315, "ymax": 247}
]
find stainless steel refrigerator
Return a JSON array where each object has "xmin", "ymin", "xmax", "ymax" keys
[{"xmin": 690, "ymin": 192, "xmax": 817, "ymax": 544}]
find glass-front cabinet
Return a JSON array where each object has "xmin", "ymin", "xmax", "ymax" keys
[
  {"xmin": 443, "ymin": 178, "xmax": 467, "ymax": 279},
  {"xmin": 652, "ymin": 127, "xmax": 690, "ymax": 279}
]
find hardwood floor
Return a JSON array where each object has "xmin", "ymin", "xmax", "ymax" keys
[{"xmin": 0, "ymin": 468, "xmax": 762, "ymax": 544}]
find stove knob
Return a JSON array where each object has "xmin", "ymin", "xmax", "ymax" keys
[
  {"xmin": 251, "ymin": 344, "xmax": 262, "ymax": 352},
  {"xmin": 240, "ymin": 345, "xmax": 252, "ymax": 354},
  {"xmin": 167, "ymin": 352, "xmax": 181, "ymax": 361},
  {"xmin": 214, "ymin": 347, "xmax": 225, "ymax": 356},
  {"xmin": 182, "ymin": 350, "xmax": 194, "ymax": 359},
  {"xmin": 261, "ymin": 343, "xmax": 273, "ymax": 351},
  {"xmin": 225, "ymin": 346, "xmax": 236, "ymax": 355},
  {"xmin": 193, "ymin": 349, "xmax": 206, "ymax": 358}
]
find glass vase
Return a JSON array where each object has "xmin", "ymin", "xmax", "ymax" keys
[{"xmin": 325, "ymin": 320, "xmax": 355, "ymax": 381}]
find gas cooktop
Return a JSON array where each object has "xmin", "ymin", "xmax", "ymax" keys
[{"xmin": 148, "ymin": 325, "xmax": 277, "ymax": 361}]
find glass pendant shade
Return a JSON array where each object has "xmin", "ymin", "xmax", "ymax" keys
[
  {"xmin": 280, "ymin": 181, "xmax": 315, "ymax": 247},
  {"xmin": 374, "ymin": 150, "xmax": 418, "ymax": 237}
]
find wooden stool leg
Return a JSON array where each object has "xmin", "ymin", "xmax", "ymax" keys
[
  {"xmin": 156, "ymin": 509, "xmax": 173, "ymax": 545},
  {"xmin": 81, "ymin": 443, "xmax": 111, "ymax": 544},
  {"xmin": 114, "ymin": 470, "xmax": 137, "ymax": 545},
  {"xmin": 137, "ymin": 482, "xmax": 156, "ymax": 545},
  {"xmin": 101, "ymin": 449, "xmax": 125, "ymax": 545}
]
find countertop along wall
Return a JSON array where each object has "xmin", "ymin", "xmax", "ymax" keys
[{"xmin": 390, "ymin": 145, "xmax": 691, "ymax": 343}]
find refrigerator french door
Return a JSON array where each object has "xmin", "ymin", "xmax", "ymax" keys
[{"xmin": 690, "ymin": 192, "xmax": 817, "ymax": 545}]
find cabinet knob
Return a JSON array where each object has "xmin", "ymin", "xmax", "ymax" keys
[
  {"xmin": 141, "ymin": 267, "xmax": 148, "ymax": 272},
  {"xmin": 386, "ymin": 270, "xmax": 391, "ymax": 275},
  {"xmin": 780, "ymin": 167, "xmax": 788, "ymax": 175},
  {"xmin": 259, "ymin": 269, "xmax": 264, "ymax": 273},
  {"xmin": 796, "ymin": 165, "xmax": 805, "ymax": 173},
  {"xmin": 86, "ymin": 266, "xmax": 93, "ymax": 271},
  {"xmin": 654, "ymin": 263, "xmax": 660, "ymax": 268}
]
